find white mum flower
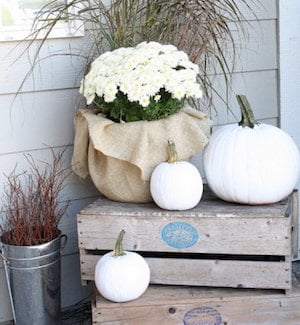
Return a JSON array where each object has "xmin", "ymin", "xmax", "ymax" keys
[
  {"xmin": 177, "ymin": 69, "xmax": 197, "ymax": 82},
  {"xmin": 181, "ymin": 61, "xmax": 200, "ymax": 73},
  {"xmin": 154, "ymin": 95, "xmax": 161, "ymax": 102},
  {"xmin": 172, "ymin": 86, "xmax": 186, "ymax": 100},
  {"xmin": 104, "ymin": 93, "xmax": 116, "ymax": 103},
  {"xmin": 162, "ymin": 44, "xmax": 178, "ymax": 53},
  {"xmin": 119, "ymin": 81, "xmax": 132, "ymax": 94},
  {"xmin": 104, "ymin": 82, "xmax": 118, "ymax": 99},
  {"xmin": 139, "ymin": 96, "xmax": 150, "ymax": 107},
  {"xmin": 86, "ymin": 94, "xmax": 95, "ymax": 105},
  {"xmin": 80, "ymin": 41, "xmax": 202, "ymax": 110}
]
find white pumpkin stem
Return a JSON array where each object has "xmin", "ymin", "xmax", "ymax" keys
[
  {"xmin": 113, "ymin": 229, "xmax": 126, "ymax": 257},
  {"xmin": 237, "ymin": 95, "xmax": 259, "ymax": 129},
  {"xmin": 167, "ymin": 139, "xmax": 179, "ymax": 163}
]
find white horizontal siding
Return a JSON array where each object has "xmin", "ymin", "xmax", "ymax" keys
[
  {"xmin": 0, "ymin": 91, "xmax": 80, "ymax": 154},
  {"xmin": 0, "ymin": 37, "xmax": 91, "ymax": 94},
  {"xmin": 206, "ymin": 19, "xmax": 277, "ymax": 76},
  {"xmin": 233, "ymin": 19, "xmax": 278, "ymax": 73},
  {"xmin": 236, "ymin": 0, "xmax": 277, "ymax": 20},
  {"xmin": 206, "ymin": 70, "xmax": 278, "ymax": 126}
]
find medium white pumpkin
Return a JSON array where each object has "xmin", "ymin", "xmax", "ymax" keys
[
  {"xmin": 95, "ymin": 230, "xmax": 150, "ymax": 302},
  {"xmin": 203, "ymin": 95, "xmax": 300, "ymax": 204},
  {"xmin": 150, "ymin": 140, "xmax": 203, "ymax": 210}
]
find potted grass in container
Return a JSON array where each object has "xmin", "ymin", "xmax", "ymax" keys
[{"xmin": 0, "ymin": 148, "xmax": 69, "ymax": 325}]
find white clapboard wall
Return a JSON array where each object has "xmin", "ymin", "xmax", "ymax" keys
[{"xmin": 1, "ymin": 1, "xmax": 299, "ymax": 322}]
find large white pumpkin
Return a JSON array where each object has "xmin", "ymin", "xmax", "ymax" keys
[
  {"xmin": 150, "ymin": 140, "xmax": 203, "ymax": 210},
  {"xmin": 95, "ymin": 230, "xmax": 150, "ymax": 302},
  {"xmin": 203, "ymin": 95, "xmax": 300, "ymax": 204}
]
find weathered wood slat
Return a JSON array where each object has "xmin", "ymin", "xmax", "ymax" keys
[
  {"xmin": 78, "ymin": 188, "xmax": 291, "ymax": 217},
  {"xmin": 92, "ymin": 280, "xmax": 300, "ymax": 325},
  {"xmin": 81, "ymin": 254, "xmax": 291, "ymax": 290},
  {"xmin": 78, "ymin": 215, "xmax": 290, "ymax": 255},
  {"xmin": 291, "ymin": 190, "xmax": 299, "ymax": 259}
]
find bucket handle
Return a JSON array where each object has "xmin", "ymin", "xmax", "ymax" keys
[
  {"xmin": 60, "ymin": 234, "xmax": 68, "ymax": 253},
  {"xmin": 0, "ymin": 251, "xmax": 9, "ymax": 264},
  {"xmin": 0, "ymin": 245, "xmax": 16, "ymax": 322},
  {"xmin": 0, "ymin": 242, "xmax": 9, "ymax": 265}
]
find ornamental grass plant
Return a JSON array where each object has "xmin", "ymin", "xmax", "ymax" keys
[
  {"xmin": 20, "ymin": 0, "xmax": 256, "ymax": 113},
  {"xmin": 0, "ymin": 148, "xmax": 70, "ymax": 246}
]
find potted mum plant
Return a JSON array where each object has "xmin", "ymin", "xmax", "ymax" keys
[
  {"xmin": 17, "ymin": 0, "xmax": 256, "ymax": 202},
  {"xmin": 72, "ymin": 41, "xmax": 211, "ymax": 202},
  {"xmin": 80, "ymin": 41, "xmax": 203, "ymax": 122},
  {"xmin": 0, "ymin": 148, "xmax": 69, "ymax": 324}
]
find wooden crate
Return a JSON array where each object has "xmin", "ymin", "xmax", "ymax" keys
[
  {"xmin": 77, "ymin": 189, "xmax": 298, "ymax": 292},
  {"xmin": 92, "ymin": 278, "xmax": 300, "ymax": 325}
]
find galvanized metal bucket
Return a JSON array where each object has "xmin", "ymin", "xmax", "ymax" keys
[{"xmin": 0, "ymin": 232, "xmax": 67, "ymax": 325}]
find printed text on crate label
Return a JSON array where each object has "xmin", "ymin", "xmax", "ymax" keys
[
  {"xmin": 183, "ymin": 307, "xmax": 222, "ymax": 325},
  {"xmin": 161, "ymin": 222, "xmax": 199, "ymax": 249}
]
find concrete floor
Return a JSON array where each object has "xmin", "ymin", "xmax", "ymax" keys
[{"xmin": 61, "ymin": 302, "xmax": 92, "ymax": 324}]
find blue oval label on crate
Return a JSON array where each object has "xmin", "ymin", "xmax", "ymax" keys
[
  {"xmin": 161, "ymin": 222, "xmax": 199, "ymax": 249},
  {"xmin": 183, "ymin": 307, "xmax": 222, "ymax": 325}
]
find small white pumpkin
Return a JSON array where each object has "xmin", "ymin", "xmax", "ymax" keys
[
  {"xmin": 150, "ymin": 140, "xmax": 203, "ymax": 210},
  {"xmin": 95, "ymin": 230, "xmax": 150, "ymax": 302},
  {"xmin": 203, "ymin": 95, "xmax": 300, "ymax": 204}
]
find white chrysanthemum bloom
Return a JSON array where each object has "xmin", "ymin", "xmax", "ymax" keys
[
  {"xmin": 103, "ymin": 82, "xmax": 118, "ymax": 102},
  {"xmin": 172, "ymin": 86, "xmax": 186, "ymax": 100},
  {"xmin": 139, "ymin": 96, "xmax": 150, "ymax": 107},
  {"xmin": 154, "ymin": 95, "xmax": 161, "ymax": 102},
  {"xmin": 185, "ymin": 82, "xmax": 203, "ymax": 98},
  {"xmin": 79, "ymin": 41, "xmax": 202, "ymax": 110},
  {"xmin": 177, "ymin": 69, "xmax": 197, "ymax": 82}
]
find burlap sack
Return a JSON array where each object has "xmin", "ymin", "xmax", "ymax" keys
[{"xmin": 72, "ymin": 107, "xmax": 211, "ymax": 202}]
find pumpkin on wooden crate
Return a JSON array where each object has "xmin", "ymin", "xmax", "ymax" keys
[
  {"xmin": 203, "ymin": 94, "xmax": 300, "ymax": 204},
  {"xmin": 94, "ymin": 230, "xmax": 150, "ymax": 302},
  {"xmin": 150, "ymin": 139, "xmax": 203, "ymax": 210}
]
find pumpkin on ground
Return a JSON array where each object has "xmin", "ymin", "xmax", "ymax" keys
[
  {"xmin": 203, "ymin": 95, "xmax": 300, "ymax": 204},
  {"xmin": 150, "ymin": 139, "xmax": 203, "ymax": 210},
  {"xmin": 94, "ymin": 230, "xmax": 150, "ymax": 302}
]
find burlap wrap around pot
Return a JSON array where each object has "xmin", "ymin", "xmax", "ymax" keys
[{"xmin": 72, "ymin": 107, "xmax": 211, "ymax": 202}]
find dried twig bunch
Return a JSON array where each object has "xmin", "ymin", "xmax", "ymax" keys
[{"xmin": 0, "ymin": 148, "xmax": 70, "ymax": 246}]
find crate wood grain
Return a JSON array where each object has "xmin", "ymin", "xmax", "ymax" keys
[
  {"xmin": 92, "ymin": 278, "xmax": 300, "ymax": 325},
  {"xmin": 77, "ymin": 189, "xmax": 297, "ymax": 291}
]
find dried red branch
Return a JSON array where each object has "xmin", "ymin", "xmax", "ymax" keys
[{"xmin": 0, "ymin": 147, "xmax": 70, "ymax": 246}]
